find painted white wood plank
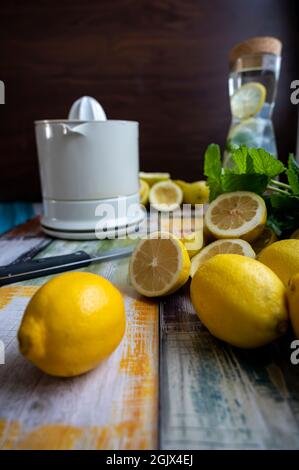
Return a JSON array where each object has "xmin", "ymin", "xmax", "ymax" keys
[{"xmin": 0, "ymin": 239, "xmax": 48, "ymax": 265}]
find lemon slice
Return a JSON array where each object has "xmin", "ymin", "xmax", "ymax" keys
[
  {"xmin": 251, "ymin": 226, "xmax": 277, "ymax": 254},
  {"xmin": 149, "ymin": 181, "xmax": 183, "ymax": 212},
  {"xmin": 129, "ymin": 232, "xmax": 190, "ymax": 297},
  {"xmin": 230, "ymin": 82, "xmax": 266, "ymax": 120},
  {"xmin": 139, "ymin": 179, "xmax": 150, "ymax": 205},
  {"xmin": 139, "ymin": 172, "xmax": 170, "ymax": 187},
  {"xmin": 190, "ymin": 239, "xmax": 255, "ymax": 277},
  {"xmin": 228, "ymin": 117, "xmax": 266, "ymax": 147},
  {"xmin": 224, "ymin": 117, "xmax": 267, "ymax": 167},
  {"xmin": 205, "ymin": 191, "xmax": 267, "ymax": 242}
]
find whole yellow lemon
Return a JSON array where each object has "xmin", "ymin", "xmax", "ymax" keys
[
  {"xmin": 286, "ymin": 273, "xmax": 299, "ymax": 339},
  {"xmin": 18, "ymin": 272, "xmax": 126, "ymax": 377},
  {"xmin": 174, "ymin": 180, "xmax": 210, "ymax": 205},
  {"xmin": 190, "ymin": 254, "xmax": 288, "ymax": 348},
  {"xmin": 258, "ymin": 239, "xmax": 299, "ymax": 286}
]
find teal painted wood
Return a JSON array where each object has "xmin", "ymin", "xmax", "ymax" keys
[
  {"xmin": 0, "ymin": 203, "xmax": 36, "ymax": 235},
  {"xmin": 160, "ymin": 283, "xmax": 299, "ymax": 450}
]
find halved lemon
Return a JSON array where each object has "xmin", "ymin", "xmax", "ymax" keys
[
  {"xmin": 149, "ymin": 181, "xmax": 183, "ymax": 212},
  {"xmin": 230, "ymin": 82, "xmax": 266, "ymax": 120},
  {"xmin": 129, "ymin": 232, "xmax": 190, "ymax": 297},
  {"xmin": 159, "ymin": 217, "xmax": 204, "ymax": 258},
  {"xmin": 139, "ymin": 172, "xmax": 170, "ymax": 187},
  {"xmin": 205, "ymin": 191, "xmax": 266, "ymax": 242},
  {"xmin": 182, "ymin": 230, "xmax": 204, "ymax": 258},
  {"xmin": 139, "ymin": 179, "xmax": 150, "ymax": 206},
  {"xmin": 190, "ymin": 239, "xmax": 255, "ymax": 277},
  {"xmin": 251, "ymin": 226, "xmax": 277, "ymax": 254}
]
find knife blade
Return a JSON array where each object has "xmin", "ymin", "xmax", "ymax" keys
[{"xmin": 0, "ymin": 246, "xmax": 134, "ymax": 286}]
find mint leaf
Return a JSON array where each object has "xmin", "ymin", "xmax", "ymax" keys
[
  {"xmin": 270, "ymin": 193, "xmax": 299, "ymax": 210},
  {"xmin": 231, "ymin": 146, "xmax": 248, "ymax": 174},
  {"xmin": 248, "ymin": 148, "xmax": 285, "ymax": 178},
  {"xmin": 230, "ymin": 145, "xmax": 255, "ymax": 174},
  {"xmin": 287, "ymin": 154, "xmax": 299, "ymax": 195},
  {"xmin": 221, "ymin": 173, "xmax": 268, "ymax": 194},
  {"xmin": 204, "ymin": 144, "xmax": 221, "ymax": 179},
  {"xmin": 204, "ymin": 144, "xmax": 222, "ymax": 201}
]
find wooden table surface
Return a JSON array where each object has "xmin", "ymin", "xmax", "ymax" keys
[{"xmin": 0, "ymin": 218, "xmax": 299, "ymax": 450}]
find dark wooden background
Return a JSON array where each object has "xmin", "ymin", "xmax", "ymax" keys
[{"xmin": 0, "ymin": 0, "xmax": 298, "ymax": 201}]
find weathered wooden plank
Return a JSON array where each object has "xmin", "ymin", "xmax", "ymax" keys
[
  {"xmin": 0, "ymin": 217, "xmax": 50, "ymax": 265},
  {"xmin": 160, "ymin": 283, "xmax": 299, "ymax": 450},
  {"xmin": 0, "ymin": 217, "xmax": 43, "ymax": 240},
  {"xmin": 0, "ymin": 236, "xmax": 158, "ymax": 450},
  {"xmin": 0, "ymin": 239, "xmax": 50, "ymax": 266}
]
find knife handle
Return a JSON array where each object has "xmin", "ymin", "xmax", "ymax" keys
[{"xmin": 0, "ymin": 251, "xmax": 91, "ymax": 286}]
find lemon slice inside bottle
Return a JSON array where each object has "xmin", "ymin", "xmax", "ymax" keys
[
  {"xmin": 224, "ymin": 117, "xmax": 267, "ymax": 167},
  {"xmin": 228, "ymin": 117, "xmax": 266, "ymax": 147},
  {"xmin": 230, "ymin": 82, "xmax": 266, "ymax": 120}
]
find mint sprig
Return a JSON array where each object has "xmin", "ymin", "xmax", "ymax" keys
[
  {"xmin": 221, "ymin": 173, "xmax": 268, "ymax": 194},
  {"xmin": 204, "ymin": 144, "xmax": 285, "ymax": 201},
  {"xmin": 203, "ymin": 144, "xmax": 299, "ymax": 236},
  {"xmin": 286, "ymin": 154, "xmax": 299, "ymax": 195},
  {"xmin": 203, "ymin": 144, "xmax": 222, "ymax": 201},
  {"xmin": 248, "ymin": 148, "xmax": 285, "ymax": 177}
]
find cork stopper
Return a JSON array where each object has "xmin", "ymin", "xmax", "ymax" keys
[{"xmin": 229, "ymin": 36, "xmax": 282, "ymax": 68}]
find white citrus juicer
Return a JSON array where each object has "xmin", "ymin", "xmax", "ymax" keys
[{"xmin": 35, "ymin": 97, "xmax": 144, "ymax": 239}]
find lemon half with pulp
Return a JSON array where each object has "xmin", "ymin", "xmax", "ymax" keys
[
  {"xmin": 129, "ymin": 232, "xmax": 190, "ymax": 297},
  {"xmin": 205, "ymin": 191, "xmax": 266, "ymax": 242},
  {"xmin": 190, "ymin": 238, "xmax": 255, "ymax": 277},
  {"xmin": 149, "ymin": 181, "xmax": 183, "ymax": 212}
]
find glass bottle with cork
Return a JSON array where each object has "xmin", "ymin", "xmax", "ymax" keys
[{"xmin": 224, "ymin": 36, "xmax": 282, "ymax": 167}]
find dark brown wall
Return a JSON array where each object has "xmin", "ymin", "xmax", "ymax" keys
[{"xmin": 0, "ymin": 0, "xmax": 298, "ymax": 201}]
